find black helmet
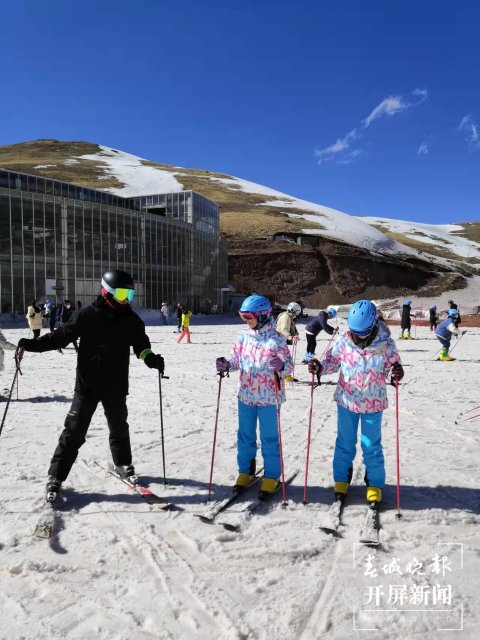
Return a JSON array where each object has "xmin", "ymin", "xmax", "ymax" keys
[
  {"xmin": 101, "ymin": 269, "xmax": 134, "ymax": 290},
  {"xmin": 101, "ymin": 269, "xmax": 135, "ymax": 309}
]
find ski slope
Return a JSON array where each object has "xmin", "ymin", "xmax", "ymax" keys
[{"xmin": 0, "ymin": 318, "xmax": 479, "ymax": 639}]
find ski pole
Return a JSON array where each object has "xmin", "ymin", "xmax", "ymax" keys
[
  {"xmin": 158, "ymin": 371, "xmax": 169, "ymax": 486},
  {"xmin": 455, "ymin": 412, "xmax": 480, "ymax": 425},
  {"xmin": 291, "ymin": 340, "xmax": 298, "ymax": 383},
  {"xmin": 0, "ymin": 349, "xmax": 24, "ymax": 439},
  {"xmin": 303, "ymin": 372, "xmax": 316, "ymax": 504},
  {"xmin": 458, "ymin": 404, "xmax": 480, "ymax": 418},
  {"xmin": 273, "ymin": 373, "xmax": 288, "ymax": 507},
  {"xmin": 207, "ymin": 372, "xmax": 225, "ymax": 501},
  {"xmin": 394, "ymin": 377, "xmax": 402, "ymax": 520}
]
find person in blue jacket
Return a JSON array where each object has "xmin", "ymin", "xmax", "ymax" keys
[
  {"xmin": 302, "ymin": 308, "xmax": 337, "ymax": 363},
  {"xmin": 435, "ymin": 309, "xmax": 465, "ymax": 361}
]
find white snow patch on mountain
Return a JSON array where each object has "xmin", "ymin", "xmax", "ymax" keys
[
  {"xmin": 78, "ymin": 145, "xmax": 184, "ymax": 196},
  {"xmin": 359, "ymin": 217, "xmax": 480, "ymax": 258}
]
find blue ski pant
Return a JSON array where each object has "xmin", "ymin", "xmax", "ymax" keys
[
  {"xmin": 333, "ymin": 405, "xmax": 385, "ymax": 488},
  {"xmin": 237, "ymin": 401, "xmax": 280, "ymax": 479},
  {"xmin": 435, "ymin": 334, "xmax": 451, "ymax": 350}
]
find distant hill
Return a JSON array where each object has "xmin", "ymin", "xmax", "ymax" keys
[{"xmin": 1, "ymin": 139, "xmax": 478, "ymax": 305}]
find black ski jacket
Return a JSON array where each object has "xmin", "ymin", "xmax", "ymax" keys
[
  {"xmin": 305, "ymin": 311, "xmax": 334, "ymax": 337},
  {"xmin": 401, "ymin": 304, "xmax": 413, "ymax": 329},
  {"xmin": 25, "ymin": 296, "xmax": 151, "ymax": 396}
]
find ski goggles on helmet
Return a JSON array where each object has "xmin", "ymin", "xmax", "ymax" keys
[
  {"xmin": 101, "ymin": 278, "xmax": 135, "ymax": 303},
  {"xmin": 238, "ymin": 311, "xmax": 257, "ymax": 321}
]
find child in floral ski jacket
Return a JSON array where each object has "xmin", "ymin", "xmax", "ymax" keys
[
  {"xmin": 216, "ymin": 295, "xmax": 293, "ymax": 497},
  {"xmin": 309, "ymin": 300, "xmax": 403, "ymax": 504}
]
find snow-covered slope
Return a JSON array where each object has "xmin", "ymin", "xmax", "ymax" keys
[
  {"xmin": 78, "ymin": 145, "xmax": 184, "ymax": 196},
  {"xmin": 359, "ymin": 216, "xmax": 480, "ymax": 259},
  {"xmin": 1, "ymin": 320, "xmax": 479, "ymax": 639}
]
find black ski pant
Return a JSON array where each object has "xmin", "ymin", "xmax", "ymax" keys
[
  {"xmin": 48, "ymin": 392, "xmax": 132, "ymax": 481},
  {"xmin": 306, "ymin": 333, "xmax": 317, "ymax": 355}
]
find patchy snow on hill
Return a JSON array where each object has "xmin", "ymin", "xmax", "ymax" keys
[
  {"xmin": 210, "ymin": 174, "xmax": 417, "ymax": 257},
  {"xmin": 78, "ymin": 145, "xmax": 184, "ymax": 196},
  {"xmin": 359, "ymin": 217, "xmax": 480, "ymax": 259}
]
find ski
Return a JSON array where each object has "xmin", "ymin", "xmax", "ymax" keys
[
  {"xmin": 33, "ymin": 499, "xmax": 57, "ymax": 538},
  {"xmin": 241, "ymin": 469, "xmax": 298, "ymax": 516},
  {"xmin": 319, "ymin": 493, "xmax": 347, "ymax": 534},
  {"xmin": 195, "ymin": 469, "xmax": 264, "ymax": 524},
  {"xmin": 91, "ymin": 460, "xmax": 177, "ymax": 511},
  {"xmin": 359, "ymin": 502, "xmax": 380, "ymax": 545}
]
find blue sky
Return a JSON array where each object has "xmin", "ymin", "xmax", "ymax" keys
[{"xmin": 1, "ymin": 0, "xmax": 479, "ymax": 223}]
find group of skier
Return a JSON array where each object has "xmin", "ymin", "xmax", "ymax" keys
[
  {"xmin": 1, "ymin": 270, "xmax": 466, "ymax": 511},
  {"xmin": 400, "ymin": 299, "xmax": 464, "ymax": 361},
  {"xmin": 216, "ymin": 294, "xmax": 403, "ymax": 505}
]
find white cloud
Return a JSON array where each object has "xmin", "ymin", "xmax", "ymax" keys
[
  {"xmin": 458, "ymin": 115, "xmax": 479, "ymax": 146},
  {"xmin": 315, "ymin": 88, "xmax": 428, "ymax": 165},
  {"xmin": 314, "ymin": 128, "xmax": 357, "ymax": 163},
  {"xmin": 412, "ymin": 88, "xmax": 428, "ymax": 103},
  {"xmin": 417, "ymin": 142, "xmax": 429, "ymax": 155},
  {"xmin": 337, "ymin": 149, "xmax": 363, "ymax": 165},
  {"xmin": 362, "ymin": 96, "xmax": 409, "ymax": 127}
]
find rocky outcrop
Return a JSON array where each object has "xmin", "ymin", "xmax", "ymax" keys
[{"xmin": 229, "ymin": 238, "xmax": 468, "ymax": 306}]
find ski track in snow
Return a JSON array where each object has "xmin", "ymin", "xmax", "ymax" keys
[{"xmin": 1, "ymin": 320, "xmax": 479, "ymax": 639}]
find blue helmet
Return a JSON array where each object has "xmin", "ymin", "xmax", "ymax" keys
[
  {"xmin": 403, "ymin": 300, "xmax": 412, "ymax": 306},
  {"xmin": 239, "ymin": 294, "xmax": 271, "ymax": 314},
  {"xmin": 348, "ymin": 300, "xmax": 377, "ymax": 335},
  {"xmin": 327, "ymin": 308, "xmax": 337, "ymax": 319},
  {"xmin": 448, "ymin": 308, "xmax": 459, "ymax": 318}
]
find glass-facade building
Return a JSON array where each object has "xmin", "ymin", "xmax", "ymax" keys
[{"xmin": 0, "ymin": 168, "xmax": 228, "ymax": 313}]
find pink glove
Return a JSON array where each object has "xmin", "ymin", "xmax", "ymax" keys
[{"xmin": 268, "ymin": 356, "xmax": 284, "ymax": 372}]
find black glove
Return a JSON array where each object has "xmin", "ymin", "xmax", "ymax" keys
[
  {"xmin": 18, "ymin": 338, "xmax": 41, "ymax": 352},
  {"xmin": 390, "ymin": 362, "xmax": 404, "ymax": 385},
  {"xmin": 144, "ymin": 352, "xmax": 165, "ymax": 374},
  {"xmin": 308, "ymin": 358, "xmax": 322, "ymax": 375},
  {"xmin": 216, "ymin": 357, "xmax": 230, "ymax": 373}
]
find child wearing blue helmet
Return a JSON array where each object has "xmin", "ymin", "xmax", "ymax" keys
[
  {"xmin": 215, "ymin": 294, "xmax": 293, "ymax": 497},
  {"xmin": 308, "ymin": 300, "xmax": 403, "ymax": 505},
  {"xmin": 435, "ymin": 309, "xmax": 464, "ymax": 361},
  {"xmin": 302, "ymin": 308, "xmax": 338, "ymax": 364},
  {"xmin": 399, "ymin": 300, "xmax": 414, "ymax": 339}
]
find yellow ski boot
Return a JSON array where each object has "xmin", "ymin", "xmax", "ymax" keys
[
  {"xmin": 439, "ymin": 348, "xmax": 455, "ymax": 362},
  {"xmin": 234, "ymin": 473, "xmax": 255, "ymax": 491},
  {"xmin": 366, "ymin": 487, "xmax": 382, "ymax": 503},
  {"xmin": 258, "ymin": 477, "xmax": 279, "ymax": 499},
  {"xmin": 334, "ymin": 481, "xmax": 349, "ymax": 496}
]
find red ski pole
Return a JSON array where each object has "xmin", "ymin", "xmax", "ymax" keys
[
  {"xmin": 455, "ymin": 412, "xmax": 480, "ymax": 425},
  {"xmin": 303, "ymin": 372, "xmax": 316, "ymax": 504},
  {"xmin": 207, "ymin": 372, "xmax": 225, "ymax": 501},
  {"xmin": 394, "ymin": 378, "xmax": 402, "ymax": 520},
  {"xmin": 273, "ymin": 373, "xmax": 287, "ymax": 507}
]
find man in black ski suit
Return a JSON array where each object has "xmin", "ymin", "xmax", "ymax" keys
[{"xmin": 18, "ymin": 269, "xmax": 165, "ymax": 499}]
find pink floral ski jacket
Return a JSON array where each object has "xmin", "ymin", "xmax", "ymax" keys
[
  {"xmin": 227, "ymin": 322, "xmax": 293, "ymax": 406},
  {"xmin": 320, "ymin": 322, "xmax": 401, "ymax": 413}
]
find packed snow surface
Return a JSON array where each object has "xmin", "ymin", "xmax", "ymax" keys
[{"xmin": 0, "ymin": 317, "xmax": 479, "ymax": 639}]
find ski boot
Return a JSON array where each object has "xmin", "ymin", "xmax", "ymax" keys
[
  {"xmin": 302, "ymin": 352, "xmax": 314, "ymax": 365},
  {"xmin": 366, "ymin": 487, "xmax": 382, "ymax": 503},
  {"xmin": 438, "ymin": 348, "xmax": 455, "ymax": 362},
  {"xmin": 114, "ymin": 464, "xmax": 138, "ymax": 484},
  {"xmin": 405, "ymin": 331, "xmax": 413, "ymax": 340},
  {"xmin": 234, "ymin": 472, "xmax": 255, "ymax": 492},
  {"xmin": 45, "ymin": 476, "xmax": 62, "ymax": 503},
  {"xmin": 258, "ymin": 477, "xmax": 279, "ymax": 500},
  {"xmin": 398, "ymin": 333, "xmax": 404, "ymax": 340}
]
